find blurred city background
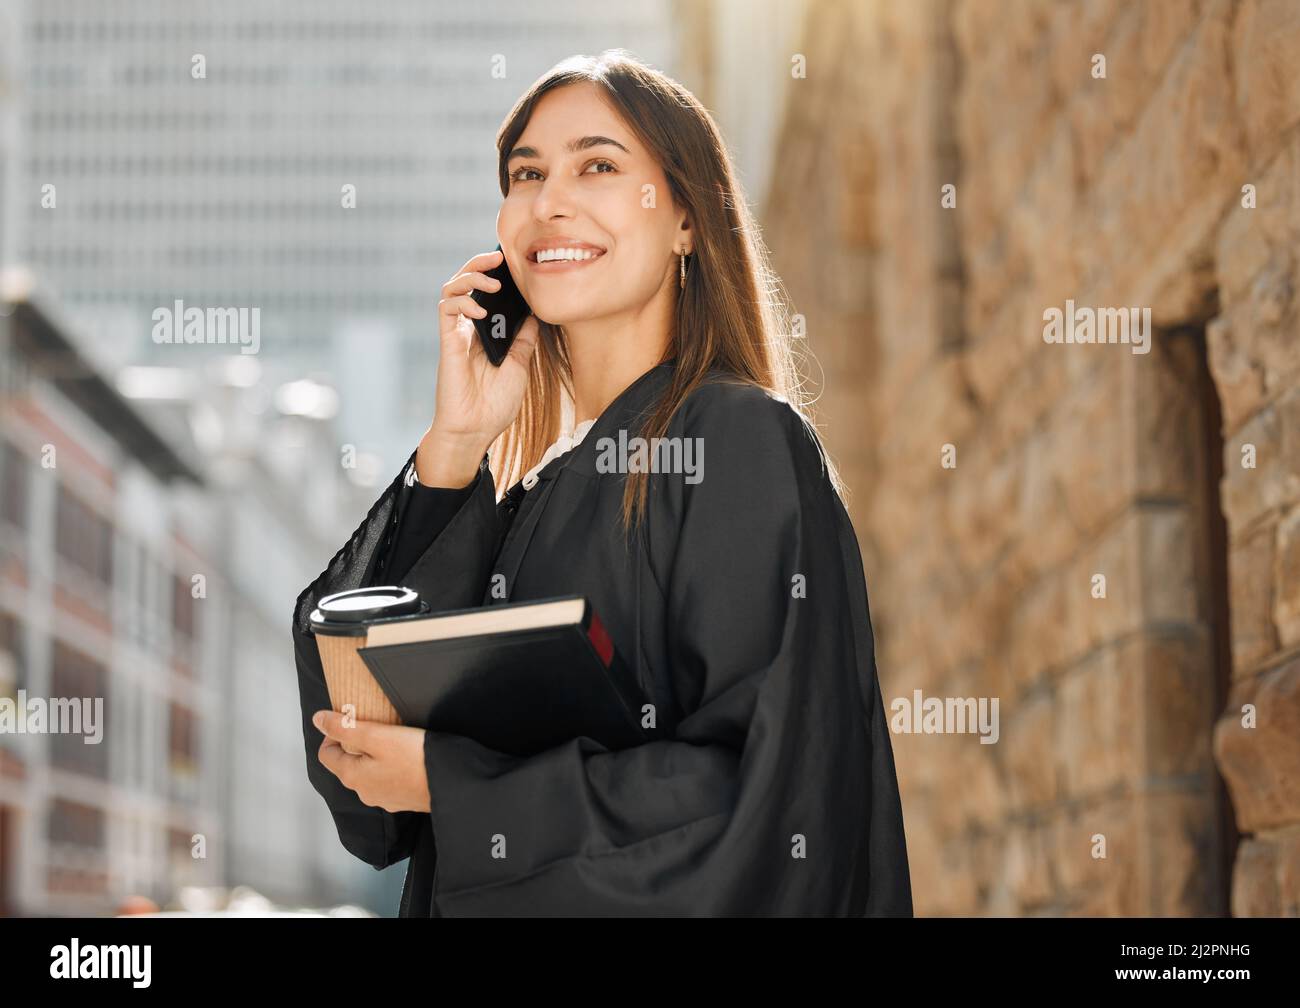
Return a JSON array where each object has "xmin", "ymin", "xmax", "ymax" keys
[{"xmin": 0, "ymin": 0, "xmax": 1296, "ymax": 917}]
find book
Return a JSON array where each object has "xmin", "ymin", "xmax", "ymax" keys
[{"xmin": 354, "ymin": 595, "xmax": 649, "ymax": 757}]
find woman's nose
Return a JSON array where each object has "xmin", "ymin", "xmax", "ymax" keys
[{"xmin": 531, "ymin": 173, "xmax": 578, "ymax": 222}]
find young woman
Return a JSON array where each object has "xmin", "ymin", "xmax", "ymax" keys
[{"xmin": 291, "ymin": 50, "xmax": 912, "ymax": 917}]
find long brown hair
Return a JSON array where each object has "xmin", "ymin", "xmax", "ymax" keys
[{"xmin": 488, "ymin": 49, "xmax": 843, "ymax": 530}]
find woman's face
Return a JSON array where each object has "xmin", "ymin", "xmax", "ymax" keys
[{"xmin": 497, "ymin": 82, "xmax": 686, "ymax": 328}]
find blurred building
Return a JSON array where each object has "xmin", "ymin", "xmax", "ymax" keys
[
  {"xmin": 123, "ymin": 355, "xmax": 397, "ymax": 911},
  {"xmin": 731, "ymin": 0, "xmax": 1299, "ymax": 916},
  {"xmin": 0, "ymin": 273, "xmax": 390, "ymax": 915},
  {"xmin": 0, "ymin": 0, "xmax": 21, "ymax": 272},
  {"xmin": 0, "ymin": 277, "xmax": 219, "ymax": 914},
  {"xmin": 1, "ymin": 0, "xmax": 690, "ymax": 916},
  {"xmin": 16, "ymin": 0, "xmax": 676, "ymax": 477}
]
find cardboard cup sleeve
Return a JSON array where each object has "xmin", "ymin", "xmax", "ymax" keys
[{"xmin": 308, "ymin": 586, "xmax": 426, "ymax": 755}]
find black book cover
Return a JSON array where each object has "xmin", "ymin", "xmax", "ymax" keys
[{"xmin": 356, "ymin": 596, "xmax": 649, "ymax": 757}]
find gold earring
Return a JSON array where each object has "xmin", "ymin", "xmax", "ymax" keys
[{"xmin": 679, "ymin": 248, "xmax": 688, "ymax": 289}]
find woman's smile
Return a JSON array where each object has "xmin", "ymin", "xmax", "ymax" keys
[
  {"xmin": 524, "ymin": 237, "xmax": 608, "ymax": 274},
  {"xmin": 526, "ymin": 249, "xmax": 608, "ymax": 273}
]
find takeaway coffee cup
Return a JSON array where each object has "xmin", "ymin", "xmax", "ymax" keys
[{"xmin": 309, "ymin": 586, "xmax": 428, "ymax": 747}]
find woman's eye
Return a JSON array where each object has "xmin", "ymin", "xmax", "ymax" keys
[{"xmin": 510, "ymin": 160, "xmax": 616, "ymax": 185}]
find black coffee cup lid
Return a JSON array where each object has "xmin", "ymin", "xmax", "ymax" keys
[{"xmin": 309, "ymin": 585, "xmax": 426, "ymax": 636}]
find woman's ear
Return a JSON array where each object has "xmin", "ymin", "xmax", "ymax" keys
[{"xmin": 677, "ymin": 216, "xmax": 693, "ymax": 256}]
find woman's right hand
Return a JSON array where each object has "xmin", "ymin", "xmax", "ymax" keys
[{"xmin": 417, "ymin": 249, "xmax": 540, "ymax": 488}]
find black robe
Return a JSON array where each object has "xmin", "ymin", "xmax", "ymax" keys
[{"xmin": 291, "ymin": 360, "xmax": 913, "ymax": 916}]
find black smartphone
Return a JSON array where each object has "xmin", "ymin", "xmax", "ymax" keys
[{"xmin": 469, "ymin": 243, "xmax": 532, "ymax": 366}]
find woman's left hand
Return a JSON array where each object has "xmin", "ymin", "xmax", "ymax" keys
[{"xmin": 313, "ymin": 710, "xmax": 431, "ymax": 814}]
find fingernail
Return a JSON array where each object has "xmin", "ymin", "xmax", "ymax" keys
[{"xmin": 312, "ymin": 712, "xmax": 324, "ymax": 730}]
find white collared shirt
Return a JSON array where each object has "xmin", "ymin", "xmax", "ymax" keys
[{"xmin": 520, "ymin": 418, "xmax": 596, "ymax": 490}]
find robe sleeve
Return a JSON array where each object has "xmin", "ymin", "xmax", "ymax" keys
[
  {"xmin": 291, "ymin": 445, "xmax": 502, "ymax": 870},
  {"xmin": 420, "ymin": 381, "xmax": 913, "ymax": 915},
  {"xmin": 378, "ymin": 468, "xmax": 478, "ymax": 584}
]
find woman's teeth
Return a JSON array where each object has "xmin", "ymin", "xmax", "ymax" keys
[{"xmin": 535, "ymin": 248, "xmax": 603, "ymax": 263}]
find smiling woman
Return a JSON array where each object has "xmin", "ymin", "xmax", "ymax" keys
[{"xmin": 290, "ymin": 48, "xmax": 913, "ymax": 918}]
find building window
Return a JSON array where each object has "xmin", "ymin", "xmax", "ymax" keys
[
  {"xmin": 47, "ymin": 799, "xmax": 105, "ymax": 849},
  {"xmin": 0, "ymin": 443, "xmax": 25, "ymax": 530},
  {"xmin": 46, "ymin": 798, "xmax": 107, "ymax": 895},
  {"xmin": 0, "ymin": 612, "xmax": 24, "ymax": 714},
  {"xmin": 168, "ymin": 702, "xmax": 199, "ymax": 803},
  {"xmin": 172, "ymin": 572, "xmax": 196, "ymax": 668},
  {"xmin": 54, "ymin": 486, "xmax": 113, "ymax": 586},
  {"xmin": 49, "ymin": 642, "xmax": 108, "ymax": 779},
  {"xmin": 169, "ymin": 702, "xmax": 197, "ymax": 770}
]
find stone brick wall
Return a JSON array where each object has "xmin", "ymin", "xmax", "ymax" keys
[{"xmin": 762, "ymin": 0, "xmax": 1299, "ymax": 915}]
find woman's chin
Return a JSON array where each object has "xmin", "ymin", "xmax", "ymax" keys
[{"xmin": 532, "ymin": 306, "xmax": 604, "ymax": 328}]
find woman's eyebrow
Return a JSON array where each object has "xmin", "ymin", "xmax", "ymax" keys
[{"xmin": 507, "ymin": 135, "xmax": 630, "ymax": 163}]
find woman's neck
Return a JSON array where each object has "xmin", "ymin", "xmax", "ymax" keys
[{"xmin": 564, "ymin": 311, "xmax": 672, "ymax": 423}]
